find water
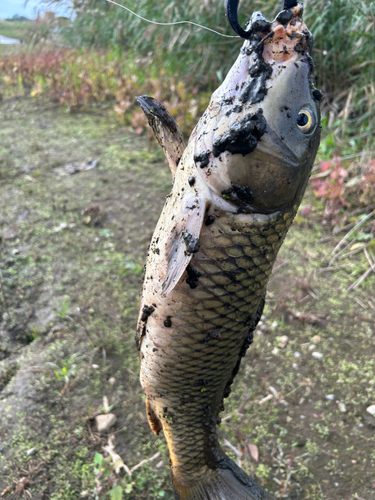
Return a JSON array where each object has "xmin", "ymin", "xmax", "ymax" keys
[{"xmin": 0, "ymin": 35, "xmax": 21, "ymax": 44}]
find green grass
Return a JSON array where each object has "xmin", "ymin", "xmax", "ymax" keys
[
  {"xmin": 0, "ymin": 44, "xmax": 24, "ymax": 57},
  {"xmin": 0, "ymin": 20, "xmax": 31, "ymax": 40}
]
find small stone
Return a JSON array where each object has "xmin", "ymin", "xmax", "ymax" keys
[
  {"xmin": 271, "ymin": 347, "xmax": 279, "ymax": 355},
  {"xmin": 261, "ymin": 314, "xmax": 266, "ymax": 321},
  {"xmin": 271, "ymin": 321, "xmax": 278, "ymax": 330},
  {"xmin": 326, "ymin": 394, "xmax": 335, "ymax": 401},
  {"xmin": 54, "ymin": 222, "xmax": 68, "ymax": 232},
  {"xmin": 108, "ymin": 377, "xmax": 116, "ymax": 385},
  {"xmin": 312, "ymin": 352, "xmax": 323, "ymax": 360},
  {"xmin": 294, "ymin": 351, "xmax": 301, "ymax": 358},
  {"xmin": 311, "ymin": 335, "xmax": 321, "ymax": 343},
  {"xmin": 95, "ymin": 413, "xmax": 117, "ymax": 432},
  {"xmin": 260, "ymin": 324, "xmax": 268, "ymax": 333},
  {"xmin": 334, "ymin": 483, "xmax": 339, "ymax": 487},
  {"xmin": 292, "ymin": 363, "xmax": 299, "ymax": 370},
  {"xmin": 27, "ymin": 448, "xmax": 37, "ymax": 456},
  {"xmin": 338, "ymin": 403, "xmax": 347, "ymax": 413},
  {"xmin": 278, "ymin": 335, "xmax": 289, "ymax": 348},
  {"xmin": 286, "ymin": 416, "xmax": 292, "ymax": 423},
  {"xmin": 309, "ymin": 344, "xmax": 316, "ymax": 351},
  {"xmin": 300, "ymin": 415, "xmax": 306, "ymax": 419},
  {"xmin": 366, "ymin": 405, "xmax": 375, "ymax": 416},
  {"xmin": 92, "ymin": 364, "xmax": 99, "ymax": 369}
]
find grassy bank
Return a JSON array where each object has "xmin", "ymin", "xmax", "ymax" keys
[
  {"xmin": 0, "ymin": 19, "xmax": 31, "ymax": 40},
  {"xmin": 0, "ymin": 97, "xmax": 374, "ymax": 500}
]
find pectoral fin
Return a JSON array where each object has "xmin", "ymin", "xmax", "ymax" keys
[
  {"xmin": 162, "ymin": 197, "xmax": 208, "ymax": 296},
  {"xmin": 136, "ymin": 95, "xmax": 186, "ymax": 176}
]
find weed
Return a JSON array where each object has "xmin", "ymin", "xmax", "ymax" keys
[
  {"xmin": 109, "ymin": 485, "xmax": 124, "ymax": 500},
  {"xmin": 46, "ymin": 352, "xmax": 84, "ymax": 384},
  {"xmin": 0, "ymin": 48, "xmax": 211, "ymax": 135},
  {"xmin": 56, "ymin": 295, "xmax": 70, "ymax": 319}
]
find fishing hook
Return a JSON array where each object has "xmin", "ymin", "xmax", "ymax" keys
[
  {"xmin": 224, "ymin": 0, "xmax": 250, "ymax": 39},
  {"xmin": 281, "ymin": 0, "xmax": 299, "ymax": 9},
  {"xmin": 225, "ymin": 0, "xmax": 299, "ymax": 39}
]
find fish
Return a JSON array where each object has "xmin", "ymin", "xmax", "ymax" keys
[{"xmin": 135, "ymin": 0, "xmax": 322, "ymax": 498}]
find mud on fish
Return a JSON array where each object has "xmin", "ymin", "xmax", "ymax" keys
[{"xmin": 135, "ymin": 1, "xmax": 322, "ymax": 498}]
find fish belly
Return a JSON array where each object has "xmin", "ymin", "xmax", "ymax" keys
[{"xmin": 139, "ymin": 204, "xmax": 297, "ymax": 486}]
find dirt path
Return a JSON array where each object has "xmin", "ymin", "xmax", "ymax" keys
[{"xmin": 0, "ymin": 98, "xmax": 374, "ymax": 499}]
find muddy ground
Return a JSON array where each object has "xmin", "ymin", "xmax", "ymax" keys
[{"xmin": 0, "ymin": 98, "xmax": 374, "ymax": 500}]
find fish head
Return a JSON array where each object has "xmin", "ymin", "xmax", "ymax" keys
[{"xmin": 193, "ymin": 3, "xmax": 322, "ymax": 213}]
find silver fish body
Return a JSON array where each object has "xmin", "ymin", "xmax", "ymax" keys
[{"xmin": 136, "ymin": 3, "xmax": 322, "ymax": 499}]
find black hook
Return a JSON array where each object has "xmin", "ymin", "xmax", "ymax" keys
[
  {"xmin": 225, "ymin": 0, "xmax": 299, "ymax": 39},
  {"xmin": 225, "ymin": 0, "xmax": 250, "ymax": 39},
  {"xmin": 282, "ymin": 0, "xmax": 298, "ymax": 8}
]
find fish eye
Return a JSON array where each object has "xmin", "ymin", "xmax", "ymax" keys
[{"xmin": 297, "ymin": 108, "xmax": 315, "ymax": 134}]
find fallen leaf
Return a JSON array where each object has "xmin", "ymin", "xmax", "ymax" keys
[{"xmin": 248, "ymin": 443, "xmax": 259, "ymax": 462}]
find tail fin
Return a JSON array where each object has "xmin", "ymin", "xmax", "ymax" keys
[{"xmin": 173, "ymin": 456, "xmax": 275, "ymax": 500}]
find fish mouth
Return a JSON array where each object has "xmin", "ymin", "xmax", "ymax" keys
[
  {"xmin": 226, "ymin": 0, "xmax": 311, "ymax": 53},
  {"xmin": 262, "ymin": 6, "xmax": 313, "ymax": 65}
]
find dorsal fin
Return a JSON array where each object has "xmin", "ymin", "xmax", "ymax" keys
[{"xmin": 136, "ymin": 95, "xmax": 186, "ymax": 176}]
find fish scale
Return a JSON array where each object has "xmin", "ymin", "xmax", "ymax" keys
[{"xmin": 140, "ymin": 205, "xmax": 296, "ymax": 482}]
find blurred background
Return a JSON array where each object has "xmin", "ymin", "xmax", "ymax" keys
[
  {"xmin": 0, "ymin": 1, "xmax": 374, "ymax": 499},
  {"xmin": 1, "ymin": 0, "xmax": 374, "ymax": 142}
]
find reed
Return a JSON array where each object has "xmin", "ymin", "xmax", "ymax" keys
[{"xmin": 52, "ymin": 0, "xmax": 374, "ymax": 142}]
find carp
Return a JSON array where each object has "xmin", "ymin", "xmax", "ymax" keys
[{"xmin": 136, "ymin": 0, "xmax": 322, "ymax": 498}]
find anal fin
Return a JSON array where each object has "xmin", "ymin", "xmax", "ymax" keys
[{"xmin": 146, "ymin": 398, "xmax": 163, "ymax": 435}]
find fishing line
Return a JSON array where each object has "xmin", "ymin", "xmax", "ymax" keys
[{"xmin": 104, "ymin": 0, "xmax": 240, "ymax": 38}]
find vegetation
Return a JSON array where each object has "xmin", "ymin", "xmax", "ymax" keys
[
  {"xmin": 0, "ymin": 19, "xmax": 31, "ymax": 40},
  {"xmin": 0, "ymin": 48, "xmax": 211, "ymax": 134},
  {"xmin": 53, "ymin": 0, "xmax": 375, "ymax": 143},
  {"xmin": 1, "ymin": 1, "xmax": 374, "ymax": 141}
]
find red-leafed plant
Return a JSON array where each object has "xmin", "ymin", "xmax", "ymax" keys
[
  {"xmin": 312, "ymin": 155, "xmax": 349, "ymax": 212},
  {"xmin": 0, "ymin": 49, "xmax": 211, "ymax": 136}
]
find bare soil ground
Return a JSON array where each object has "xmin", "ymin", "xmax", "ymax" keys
[{"xmin": 0, "ymin": 98, "xmax": 374, "ymax": 500}]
